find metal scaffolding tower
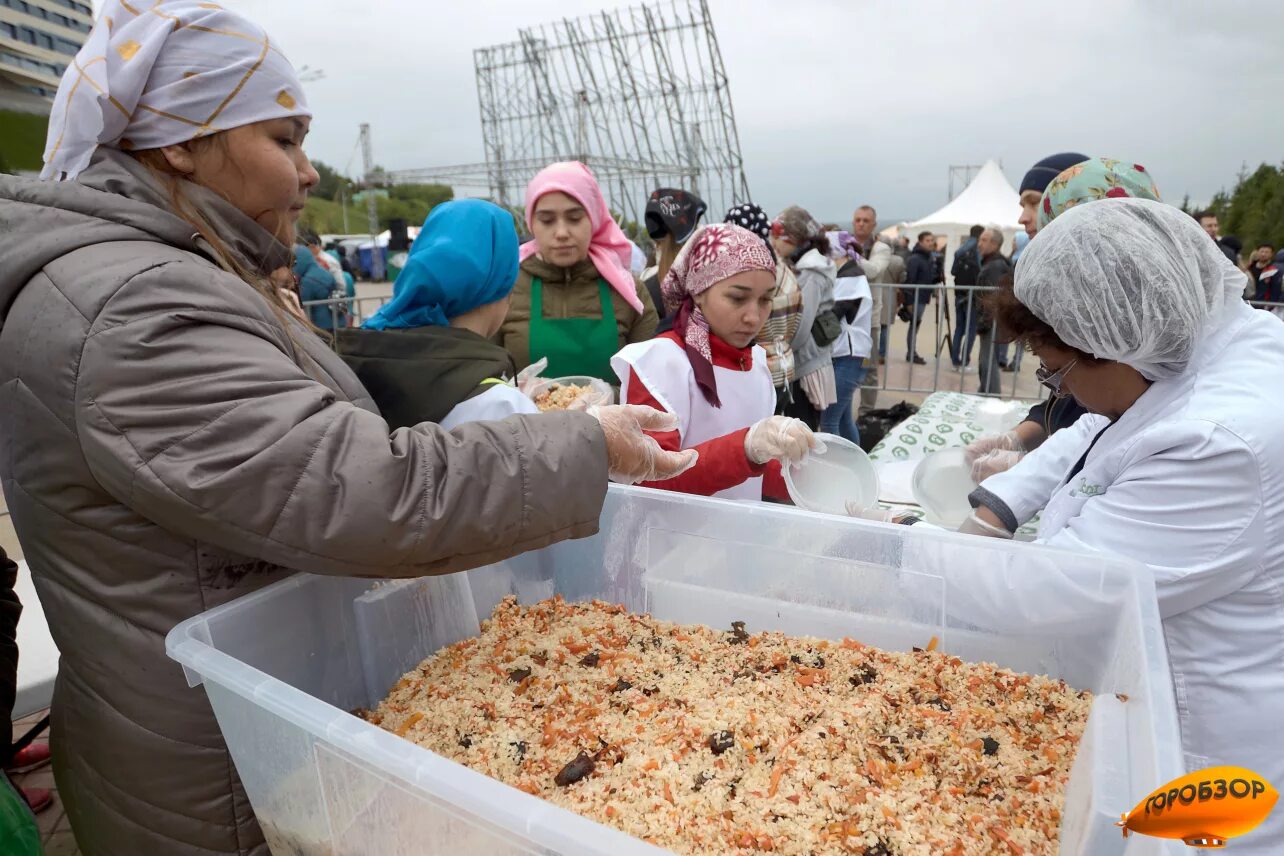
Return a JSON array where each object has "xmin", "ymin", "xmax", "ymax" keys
[{"xmin": 388, "ymin": 0, "xmax": 751, "ymax": 238}]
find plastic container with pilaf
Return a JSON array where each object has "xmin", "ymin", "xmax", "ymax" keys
[{"xmin": 166, "ymin": 485, "xmax": 1184, "ymax": 855}]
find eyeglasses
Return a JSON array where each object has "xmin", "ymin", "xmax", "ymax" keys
[{"xmin": 1036, "ymin": 359, "xmax": 1078, "ymax": 398}]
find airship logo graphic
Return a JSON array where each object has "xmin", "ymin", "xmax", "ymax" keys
[{"xmin": 1117, "ymin": 766, "xmax": 1278, "ymax": 847}]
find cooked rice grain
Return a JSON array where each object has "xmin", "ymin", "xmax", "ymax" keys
[{"xmin": 373, "ymin": 597, "xmax": 1091, "ymax": 855}]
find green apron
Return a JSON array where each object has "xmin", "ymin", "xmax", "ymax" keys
[
  {"xmin": 0, "ymin": 773, "xmax": 40, "ymax": 856},
  {"xmin": 528, "ymin": 276, "xmax": 620, "ymax": 381}
]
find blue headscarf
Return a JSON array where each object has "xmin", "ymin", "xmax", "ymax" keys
[
  {"xmin": 1012, "ymin": 230, "xmax": 1031, "ymax": 262},
  {"xmin": 363, "ymin": 199, "xmax": 519, "ymax": 330}
]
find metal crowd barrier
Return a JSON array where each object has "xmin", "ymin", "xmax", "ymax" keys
[
  {"xmin": 297, "ymin": 295, "xmax": 393, "ymax": 332},
  {"xmin": 862, "ymin": 283, "xmax": 1035, "ymax": 401}
]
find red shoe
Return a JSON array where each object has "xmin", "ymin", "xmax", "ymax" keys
[
  {"xmin": 20, "ymin": 786, "xmax": 52, "ymax": 813},
  {"xmin": 6, "ymin": 743, "xmax": 51, "ymax": 773}
]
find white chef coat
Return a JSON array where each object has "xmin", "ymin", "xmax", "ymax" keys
[
  {"xmin": 438, "ymin": 382, "xmax": 538, "ymax": 431},
  {"xmin": 982, "ymin": 300, "xmax": 1284, "ymax": 853},
  {"xmin": 612, "ymin": 337, "xmax": 775, "ymax": 501}
]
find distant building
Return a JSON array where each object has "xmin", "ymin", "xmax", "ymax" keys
[{"xmin": 1, "ymin": 0, "xmax": 94, "ymax": 171}]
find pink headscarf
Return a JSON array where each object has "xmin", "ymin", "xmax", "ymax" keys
[
  {"xmin": 521, "ymin": 161, "xmax": 644, "ymax": 314},
  {"xmin": 660, "ymin": 223, "xmax": 776, "ymax": 407}
]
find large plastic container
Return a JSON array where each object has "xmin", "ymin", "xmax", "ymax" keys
[{"xmin": 167, "ymin": 485, "xmax": 1184, "ymax": 855}]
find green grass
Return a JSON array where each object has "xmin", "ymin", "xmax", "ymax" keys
[{"xmin": 0, "ymin": 110, "xmax": 49, "ymax": 173}]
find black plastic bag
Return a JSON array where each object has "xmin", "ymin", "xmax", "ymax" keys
[{"xmin": 855, "ymin": 400, "xmax": 919, "ymax": 452}]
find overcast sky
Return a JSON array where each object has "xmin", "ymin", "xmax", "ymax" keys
[{"xmin": 223, "ymin": 0, "xmax": 1283, "ymax": 226}]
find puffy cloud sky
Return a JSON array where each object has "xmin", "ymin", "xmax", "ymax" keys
[{"xmin": 225, "ymin": 0, "xmax": 1284, "ymax": 226}]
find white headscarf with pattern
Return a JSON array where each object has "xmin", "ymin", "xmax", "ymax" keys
[{"xmin": 42, "ymin": 0, "xmax": 310, "ymax": 181}]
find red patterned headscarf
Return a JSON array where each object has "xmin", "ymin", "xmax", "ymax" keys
[{"xmin": 660, "ymin": 223, "xmax": 776, "ymax": 407}]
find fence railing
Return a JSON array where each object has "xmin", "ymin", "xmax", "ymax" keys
[
  {"xmin": 861, "ymin": 283, "xmax": 1038, "ymax": 401},
  {"xmin": 298, "ymin": 286, "xmax": 1284, "ymax": 402}
]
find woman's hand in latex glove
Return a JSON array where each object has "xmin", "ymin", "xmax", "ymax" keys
[
  {"xmin": 970, "ymin": 449, "xmax": 1024, "ymax": 483},
  {"xmin": 964, "ymin": 431, "xmax": 1024, "ymax": 464},
  {"xmin": 957, "ymin": 511, "xmax": 1014, "ymax": 539},
  {"xmin": 516, "ymin": 357, "xmax": 549, "ymax": 395},
  {"xmin": 587, "ymin": 405, "xmax": 698, "ymax": 485},
  {"xmin": 744, "ymin": 416, "xmax": 823, "ymax": 466},
  {"xmin": 845, "ymin": 504, "xmax": 917, "ymax": 524}
]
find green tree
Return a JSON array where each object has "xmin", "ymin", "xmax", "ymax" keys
[
  {"xmin": 311, "ymin": 159, "xmax": 354, "ymax": 201},
  {"xmin": 299, "ymin": 182, "xmax": 455, "ymax": 236},
  {"xmin": 1215, "ymin": 163, "xmax": 1284, "ymax": 250}
]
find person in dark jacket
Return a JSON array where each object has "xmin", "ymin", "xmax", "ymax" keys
[
  {"xmin": 294, "ymin": 244, "xmax": 343, "ymax": 330},
  {"xmin": 1256, "ymin": 249, "xmax": 1284, "ymax": 304},
  {"xmin": 1196, "ymin": 211, "xmax": 1241, "ymax": 266},
  {"xmin": 1246, "ymin": 243, "xmax": 1275, "ymax": 296},
  {"xmin": 950, "ymin": 224, "xmax": 984, "ymax": 367},
  {"xmin": 902, "ymin": 231, "xmax": 938, "ymax": 364},
  {"xmin": 337, "ymin": 199, "xmax": 540, "ymax": 430},
  {"xmin": 974, "ymin": 227, "xmax": 1011, "ymax": 394},
  {"xmin": 642, "ymin": 188, "xmax": 706, "ymax": 335}
]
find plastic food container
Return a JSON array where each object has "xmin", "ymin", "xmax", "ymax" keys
[
  {"xmin": 527, "ymin": 376, "xmax": 614, "ymax": 411},
  {"xmin": 167, "ymin": 485, "xmax": 1183, "ymax": 856},
  {"xmin": 912, "ymin": 447, "xmax": 978, "ymax": 527},
  {"xmin": 784, "ymin": 433, "xmax": 881, "ymax": 515}
]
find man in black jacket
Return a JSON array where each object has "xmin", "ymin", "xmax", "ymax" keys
[
  {"xmin": 949, "ymin": 224, "xmax": 984, "ymax": 367},
  {"xmin": 975, "ymin": 226, "xmax": 1011, "ymax": 394},
  {"xmin": 902, "ymin": 231, "xmax": 939, "ymax": 365}
]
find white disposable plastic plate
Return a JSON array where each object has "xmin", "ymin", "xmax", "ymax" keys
[
  {"xmin": 911, "ymin": 447, "xmax": 977, "ymax": 527},
  {"xmin": 784, "ymin": 433, "xmax": 880, "ymax": 515}
]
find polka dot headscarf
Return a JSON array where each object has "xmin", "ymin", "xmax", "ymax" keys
[{"xmin": 724, "ymin": 203, "xmax": 771, "ymax": 243}]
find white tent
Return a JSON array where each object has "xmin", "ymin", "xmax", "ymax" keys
[{"xmin": 899, "ymin": 160, "xmax": 1021, "ymax": 283}]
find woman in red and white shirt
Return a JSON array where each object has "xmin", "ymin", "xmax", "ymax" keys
[{"xmin": 612, "ymin": 224, "xmax": 819, "ymax": 500}]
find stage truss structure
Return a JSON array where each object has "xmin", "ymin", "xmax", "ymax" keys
[{"xmin": 386, "ymin": 0, "xmax": 751, "ymax": 240}]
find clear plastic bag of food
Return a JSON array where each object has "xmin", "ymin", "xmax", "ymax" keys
[{"xmin": 527, "ymin": 376, "xmax": 615, "ymax": 412}]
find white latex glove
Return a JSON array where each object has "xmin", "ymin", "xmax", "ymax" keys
[
  {"xmin": 744, "ymin": 416, "xmax": 823, "ymax": 466},
  {"xmin": 963, "ymin": 431, "xmax": 1024, "ymax": 464},
  {"xmin": 516, "ymin": 357, "xmax": 549, "ymax": 395},
  {"xmin": 587, "ymin": 404, "xmax": 698, "ymax": 485},
  {"xmin": 958, "ymin": 512, "xmax": 1014, "ymax": 540},
  {"xmin": 970, "ymin": 449, "xmax": 1025, "ymax": 483}
]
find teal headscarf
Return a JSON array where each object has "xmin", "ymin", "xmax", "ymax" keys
[
  {"xmin": 363, "ymin": 199, "xmax": 519, "ymax": 330},
  {"xmin": 1038, "ymin": 157, "xmax": 1161, "ymax": 229}
]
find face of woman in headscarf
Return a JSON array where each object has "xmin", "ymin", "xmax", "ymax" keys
[
  {"xmin": 531, "ymin": 191, "xmax": 594, "ymax": 267},
  {"xmin": 1018, "ymin": 190, "xmax": 1042, "ymax": 239},
  {"xmin": 693, "ymin": 268, "xmax": 776, "ymax": 349},
  {"xmin": 161, "ymin": 116, "xmax": 319, "ymax": 245},
  {"xmin": 769, "ymin": 234, "xmax": 796, "ymax": 261}
]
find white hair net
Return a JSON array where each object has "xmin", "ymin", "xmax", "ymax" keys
[{"xmin": 1013, "ymin": 198, "xmax": 1248, "ymax": 380}]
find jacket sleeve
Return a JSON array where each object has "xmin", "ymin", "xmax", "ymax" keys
[
  {"xmin": 298, "ymin": 268, "xmax": 332, "ymax": 302},
  {"xmin": 624, "ymin": 372, "xmax": 764, "ymax": 496},
  {"xmin": 1038, "ymin": 422, "xmax": 1264, "ymax": 619},
  {"xmin": 970, "ymin": 413, "xmax": 1108, "ymax": 531},
  {"xmin": 908, "ymin": 255, "xmax": 934, "ymax": 285},
  {"xmin": 790, "ymin": 269, "xmax": 823, "ymax": 358},
  {"xmin": 74, "ymin": 263, "xmax": 610, "ymax": 579},
  {"xmin": 628, "ymin": 278, "xmax": 659, "ymax": 343}
]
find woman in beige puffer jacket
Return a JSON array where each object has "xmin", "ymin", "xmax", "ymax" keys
[{"xmin": 0, "ymin": 4, "xmax": 692, "ymax": 854}]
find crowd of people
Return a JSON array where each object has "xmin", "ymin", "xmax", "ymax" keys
[{"xmin": 0, "ymin": 2, "xmax": 1282, "ymax": 855}]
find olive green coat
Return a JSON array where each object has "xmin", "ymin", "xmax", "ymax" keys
[{"xmin": 498, "ymin": 256, "xmax": 658, "ymax": 372}]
